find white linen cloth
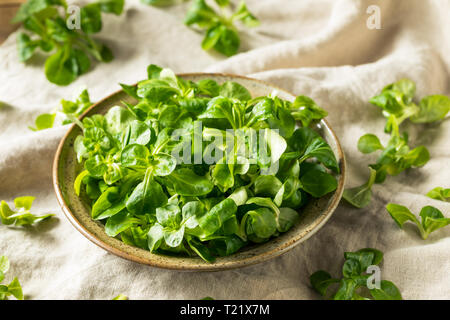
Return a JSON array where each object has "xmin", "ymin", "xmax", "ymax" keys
[{"xmin": 0, "ymin": 0, "xmax": 449, "ymax": 299}]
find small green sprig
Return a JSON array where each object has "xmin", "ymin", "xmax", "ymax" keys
[
  {"xmin": 310, "ymin": 248, "xmax": 402, "ymax": 300},
  {"xmin": 344, "ymin": 79, "xmax": 450, "ymax": 208},
  {"xmin": 426, "ymin": 187, "xmax": 450, "ymax": 202},
  {"xmin": 386, "ymin": 203, "xmax": 450, "ymax": 240},
  {"xmin": 112, "ymin": 294, "xmax": 128, "ymax": 300},
  {"xmin": 30, "ymin": 89, "xmax": 93, "ymax": 131},
  {"xmin": 0, "ymin": 197, "xmax": 54, "ymax": 226},
  {"xmin": 0, "ymin": 256, "xmax": 24, "ymax": 300},
  {"xmin": 184, "ymin": 0, "xmax": 259, "ymax": 56},
  {"xmin": 12, "ymin": 0, "xmax": 124, "ymax": 86},
  {"xmin": 370, "ymin": 80, "xmax": 450, "ymax": 134}
]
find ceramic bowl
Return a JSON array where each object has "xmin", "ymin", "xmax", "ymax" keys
[{"xmin": 53, "ymin": 73, "xmax": 346, "ymax": 271}]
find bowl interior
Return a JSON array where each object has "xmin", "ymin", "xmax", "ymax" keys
[{"xmin": 53, "ymin": 74, "xmax": 346, "ymax": 271}]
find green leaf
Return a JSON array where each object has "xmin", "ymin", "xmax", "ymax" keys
[
  {"xmin": 333, "ymin": 278, "xmax": 357, "ymax": 300},
  {"xmin": 389, "ymin": 79, "xmax": 416, "ymax": 103},
  {"xmin": 29, "ymin": 113, "xmax": 56, "ymax": 131},
  {"xmin": 0, "ymin": 198, "xmax": 54, "ymax": 226},
  {"xmin": 164, "ymin": 225, "xmax": 185, "ymax": 247},
  {"xmin": 163, "ymin": 168, "xmax": 214, "ymax": 196},
  {"xmin": 186, "ymin": 236, "xmax": 216, "ymax": 262},
  {"xmin": 112, "ymin": 293, "xmax": 128, "ymax": 300},
  {"xmin": 254, "ymin": 175, "xmax": 282, "ymax": 198},
  {"xmin": 227, "ymin": 187, "xmax": 248, "ymax": 207},
  {"xmin": 98, "ymin": 44, "xmax": 114, "ymax": 62},
  {"xmin": 410, "ymin": 95, "xmax": 450, "ymax": 123},
  {"xmin": 99, "ymin": 0, "xmax": 125, "ymax": 15},
  {"xmin": 44, "ymin": 47, "xmax": 78, "ymax": 86},
  {"xmin": 80, "ymin": 3, "xmax": 102, "ymax": 34},
  {"xmin": 419, "ymin": 206, "xmax": 450, "ymax": 239},
  {"xmin": 385, "ymin": 203, "xmax": 420, "ymax": 228},
  {"xmin": 137, "ymin": 79, "xmax": 180, "ymax": 102},
  {"xmin": 17, "ymin": 33, "xmax": 38, "ymax": 61},
  {"xmin": 309, "ymin": 270, "xmax": 339, "ymax": 296},
  {"xmin": 91, "ymin": 186, "xmax": 119, "ymax": 218},
  {"xmin": 426, "ymin": 187, "xmax": 450, "ymax": 202},
  {"xmin": 370, "ymin": 280, "xmax": 402, "ymax": 300},
  {"xmin": 105, "ymin": 106, "xmax": 137, "ymax": 136},
  {"xmin": 60, "ymin": 89, "xmax": 93, "ymax": 121},
  {"xmin": 219, "ymin": 81, "xmax": 252, "ymax": 101},
  {"xmin": 12, "ymin": 0, "xmax": 64, "ymax": 23},
  {"xmin": 344, "ymin": 248, "xmax": 383, "ymax": 269},
  {"xmin": 277, "ymin": 207, "xmax": 299, "ymax": 232},
  {"xmin": 201, "ymin": 24, "xmax": 223, "ymax": 50},
  {"xmin": 343, "ymin": 167, "xmax": 377, "ymax": 208},
  {"xmin": 289, "ymin": 127, "xmax": 339, "ymax": 173},
  {"xmin": 212, "ymin": 25, "xmax": 240, "ymax": 57},
  {"xmin": 209, "ymin": 235, "xmax": 245, "ymax": 257},
  {"xmin": 182, "ymin": 201, "xmax": 206, "ymax": 229},
  {"xmin": 199, "ymin": 96, "xmax": 239, "ymax": 127},
  {"xmin": 0, "ymin": 256, "xmax": 10, "ymax": 274},
  {"xmin": 184, "ymin": 0, "xmax": 218, "ymax": 28},
  {"xmin": 403, "ymin": 145, "xmax": 430, "ymax": 168},
  {"xmin": 14, "ymin": 196, "xmax": 35, "ymax": 210},
  {"xmin": 105, "ymin": 211, "xmax": 141, "ymax": 237},
  {"xmin": 120, "ymin": 83, "xmax": 139, "ymax": 99},
  {"xmin": 300, "ymin": 170, "xmax": 337, "ymax": 198},
  {"xmin": 290, "ymin": 95, "xmax": 328, "ymax": 127},
  {"xmin": 126, "ymin": 179, "xmax": 168, "ymax": 214},
  {"xmin": 153, "ymin": 154, "xmax": 177, "ymax": 176},
  {"xmin": 243, "ymin": 208, "xmax": 277, "ymax": 239},
  {"xmin": 198, "ymin": 198, "xmax": 237, "ymax": 237},
  {"xmin": 121, "ymin": 144, "xmax": 151, "ymax": 170},
  {"xmin": 147, "ymin": 223, "xmax": 165, "ymax": 252},
  {"xmin": 7, "ymin": 277, "xmax": 24, "ymax": 300},
  {"xmin": 357, "ymin": 134, "xmax": 384, "ymax": 154},
  {"xmin": 232, "ymin": 1, "xmax": 260, "ymax": 27},
  {"xmin": 342, "ymin": 259, "xmax": 361, "ymax": 278},
  {"xmin": 260, "ymin": 128, "xmax": 287, "ymax": 165},
  {"xmin": 197, "ymin": 79, "xmax": 220, "ymax": 97}
]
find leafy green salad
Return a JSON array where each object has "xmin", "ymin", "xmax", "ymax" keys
[{"xmin": 72, "ymin": 64, "xmax": 339, "ymax": 262}]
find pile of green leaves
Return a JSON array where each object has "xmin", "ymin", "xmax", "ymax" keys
[
  {"xmin": 30, "ymin": 89, "xmax": 93, "ymax": 131},
  {"xmin": 13, "ymin": 0, "xmax": 124, "ymax": 86},
  {"xmin": 344, "ymin": 79, "xmax": 450, "ymax": 208},
  {"xmin": 0, "ymin": 256, "xmax": 24, "ymax": 300},
  {"xmin": 0, "ymin": 196, "xmax": 54, "ymax": 226},
  {"xmin": 73, "ymin": 64, "xmax": 338, "ymax": 262},
  {"xmin": 310, "ymin": 248, "xmax": 402, "ymax": 300},
  {"xmin": 386, "ymin": 203, "xmax": 450, "ymax": 240}
]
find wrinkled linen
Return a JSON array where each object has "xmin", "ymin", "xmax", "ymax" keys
[{"xmin": 0, "ymin": 0, "xmax": 449, "ymax": 300}]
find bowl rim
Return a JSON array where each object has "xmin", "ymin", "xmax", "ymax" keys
[{"xmin": 53, "ymin": 72, "xmax": 346, "ymax": 271}]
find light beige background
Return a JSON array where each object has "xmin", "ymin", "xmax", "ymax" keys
[{"xmin": 0, "ymin": 0, "xmax": 449, "ymax": 299}]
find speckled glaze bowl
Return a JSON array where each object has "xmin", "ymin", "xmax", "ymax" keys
[{"xmin": 53, "ymin": 73, "xmax": 346, "ymax": 271}]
